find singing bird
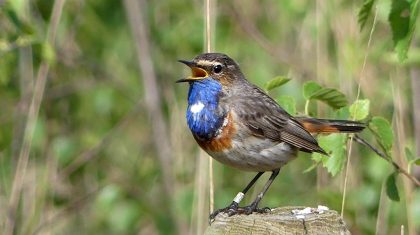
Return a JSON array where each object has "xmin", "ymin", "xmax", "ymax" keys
[{"xmin": 177, "ymin": 53, "xmax": 365, "ymax": 220}]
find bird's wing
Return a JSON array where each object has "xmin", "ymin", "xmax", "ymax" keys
[{"xmin": 230, "ymin": 84, "xmax": 326, "ymax": 154}]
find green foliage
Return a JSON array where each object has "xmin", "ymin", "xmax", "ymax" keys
[
  {"xmin": 406, "ymin": 147, "xmax": 420, "ymax": 168},
  {"xmin": 358, "ymin": 0, "xmax": 375, "ymax": 31},
  {"xmin": 386, "ymin": 173, "xmax": 400, "ymax": 201},
  {"xmin": 389, "ymin": 0, "xmax": 419, "ymax": 62},
  {"xmin": 349, "ymin": 99, "xmax": 370, "ymax": 120},
  {"xmin": 303, "ymin": 81, "xmax": 348, "ymax": 109},
  {"xmin": 312, "ymin": 134, "xmax": 347, "ymax": 176},
  {"xmin": 411, "ymin": 159, "xmax": 420, "ymax": 166},
  {"xmin": 276, "ymin": 95, "xmax": 296, "ymax": 115},
  {"xmin": 0, "ymin": 0, "xmax": 418, "ymax": 234},
  {"xmin": 264, "ymin": 76, "xmax": 291, "ymax": 91},
  {"xmin": 389, "ymin": 0, "xmax": 410, "ymax": 61},
  {"xmin": 360, "ymin": 0, "xmax": 419, "ymax": 62},
  {"xmin": 405, "ymin": 147, "xmax": 414, "ymax": 161},
  {"xmin": 303, "ymin": 81, "xmax": 322, "ymax": 99},
  {"xmin": 368, "ymin": 116, "xmax": 394, "ymax": 153}
]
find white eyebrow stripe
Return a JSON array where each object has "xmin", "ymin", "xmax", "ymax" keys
[{"xmin": 196, "ymin": 60, "xmax": 219, "ymax": 66}]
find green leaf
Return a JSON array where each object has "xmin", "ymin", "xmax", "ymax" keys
[
  {"xmin": 264, "ymin": 76, "xmax": 291, "ymax": 91},
  {"xmin": 389, "ymin": 0, "xmax": 417, "ymax": 62},
  {"xmin": 311, "ymin": 152, "xmax": 327, "ymax": 164},
  {"xmin": 405, "ymin": 147, "xmax": 414, "ymax": 161},
  {"xmin": 406, "ymin": 148, "xmax": 420, "ymax": 166},
  {"xmin": 303, "ymin": 81, "xmax": 322, "ymax": 99},
  {"xmin": 409, "ymin": 158, "xmax": 420, "ymax": 166},
  {"xmin": 386, "ymin": 172, "xmax": 400, "ymax": 201},
  {"xmin": 303, "ymin": 81, "xmax": 348, "ymax": 109},
  {"xmin": 368, "ymin": 116, "xmax": 394, "ymax": 153},
  {"xmin": 312, "ymin": 134, "xmax": 347, "ymax": 176},
  {"xmin": 276, "ymin": 95, "xmax": 296, "ymax": 115},
  {"xmin": 358, "ymin": 0, "xmax": 375, "ymax": 31},
  {"xmin": 311, "ymin": 88, "xmax": 348, "ymax": 109},
  {"xmin": 336, "ymin": 106, "xmax": 350, "ymax": 120},
  {"xmin": 349, "ymin": 99, "xmax": 370, "ymax": 120}
]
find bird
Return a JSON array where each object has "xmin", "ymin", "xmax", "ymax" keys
[{"xmin": 176, "ymin": 53, "xmax": 365, "ymax": 221}]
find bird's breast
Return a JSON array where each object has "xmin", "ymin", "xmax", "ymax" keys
[
  {"xmin": 194, "ymin": 112, "xmax": 236, "ymax": 152},
  {"xmin": 186, "ymin": 79, "xmax": 225, "ymax": 139}
]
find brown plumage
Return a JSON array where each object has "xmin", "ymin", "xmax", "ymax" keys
[{"xmin": 178, "ymin": 52, "xmax": 366, "ymax": 219}]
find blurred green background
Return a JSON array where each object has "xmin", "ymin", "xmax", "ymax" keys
[{"xmin": 0, "ymin": 0, "xmax": 419, "ymax": 234}]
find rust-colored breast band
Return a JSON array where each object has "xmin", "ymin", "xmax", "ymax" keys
[{"xmin": 195, "ymin": 112, "xmax": 236, "ymax": 152}]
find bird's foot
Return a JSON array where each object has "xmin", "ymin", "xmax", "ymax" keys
[
  {"xmin": 235, "ymin": 205, "xmax": 271, "ymax": 215},
  {"xmin": 209, "ymin": 202, "xmax": 271, "ymax": 224},
  {"xmin": 209, "ymin": 202, "xmax": 239, "ymax": 224}
]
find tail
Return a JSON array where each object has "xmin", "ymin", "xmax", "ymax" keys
[{"xmin": 296, "ymin": 117, "xmax": 365, "ymax": 134}]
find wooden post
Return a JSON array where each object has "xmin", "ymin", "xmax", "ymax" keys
[{"xmin": 205, "ymin": 206, "xmax": 351, "ymax": 235}]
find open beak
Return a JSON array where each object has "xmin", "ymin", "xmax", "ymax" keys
[{"xmin": 176, "ymin": 60, "xmax": 208, "ymax": 83}]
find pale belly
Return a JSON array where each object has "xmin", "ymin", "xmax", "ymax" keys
[{"xmin": 206, "ymin": 136, "xmax": 298, "ymax": 172}]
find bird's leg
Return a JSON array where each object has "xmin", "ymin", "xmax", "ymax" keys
[
  {"xmin": 209, "ymin": 172, "xmax": 264, "ymax": 222},
  {"xmin": 236, "ymin": 168, "xmax": 280, "ymax": 215}
]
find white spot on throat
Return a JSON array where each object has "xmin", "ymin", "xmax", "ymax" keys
[{"xmin": 190, "ymin": 102, "xmax": 205, "ymax": 114}]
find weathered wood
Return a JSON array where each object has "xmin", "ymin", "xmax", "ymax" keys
[{"xmin": 205, "ymin": 206, "xmax": 351, "ymax": 235}]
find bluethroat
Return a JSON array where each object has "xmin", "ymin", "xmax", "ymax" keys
[{"xmin": 177, "ymin": 53, "xmax": 365, "ymax": 221}]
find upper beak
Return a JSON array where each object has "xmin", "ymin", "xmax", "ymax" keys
[{"xmin": 176, "ymin": 60, "xmax": 208, "ymax": 83}]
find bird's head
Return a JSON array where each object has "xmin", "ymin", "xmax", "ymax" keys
[{"xmin": 177, "ymin": 53, "xmax": 243, "ymax": 86}]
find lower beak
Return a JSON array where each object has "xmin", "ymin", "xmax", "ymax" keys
[{"xmin": 177, "ymin": 60, "xmax": 208, "ymax": 83}]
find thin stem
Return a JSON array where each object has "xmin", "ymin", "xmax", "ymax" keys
[
  {"xmin": 341, "ymin": 6, "xmax": 378, "ymax": 217},
  {"xmin": 304, "ymin": 100, "xmax": 310, "ymax": 116},
  {"xmin": 353, "ymin": 135, "xmax": 420, "ymax": 186},
  {"xmin": 205, "ymin": 0, "xmax": 215, "ymax": 214},
  {"xmin": 5, "ymin": 1, "xmax": 66, "ymax": 234}
]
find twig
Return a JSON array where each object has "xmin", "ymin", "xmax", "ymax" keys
[
  {"xmin": 341, "ymin": 6, "xmax": 379, "ymax": 217},
  {"xmin": 353, "ymin": 135, "xmax": 420, "ymax": 186},
  {"xmin": 5, "ymin": 1, "xmax": 66, "ymax": 234}
]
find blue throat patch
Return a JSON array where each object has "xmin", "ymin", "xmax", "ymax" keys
[{"xmin": 186, "ymin": 78, "xmax": 224, "ymax": 140}]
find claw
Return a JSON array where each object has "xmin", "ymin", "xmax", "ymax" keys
[
  {"xmin": 209, "ymin": 204, "xmax": 271, "ymax": 224},
  {"xmin": 209, "ymin": 202, "xmax": 239, "ymax": 224}
]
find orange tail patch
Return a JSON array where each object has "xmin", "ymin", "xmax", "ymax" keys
[
  {"xmin": 297, "ymin": 117, "xmax": 365, "ymax": 134},
  {"xmin": 301, "ymin": 122, "xmax": 340, "ymax": 133}
]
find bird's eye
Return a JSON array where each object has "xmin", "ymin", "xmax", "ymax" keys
[{"xmin": 213, "ymin": 64, "xmax": 222, "ymax": 73}]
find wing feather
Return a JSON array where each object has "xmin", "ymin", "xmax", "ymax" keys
[{"xmin": 229, "ymin": 83, "xmax": 327, "ymax": 155}]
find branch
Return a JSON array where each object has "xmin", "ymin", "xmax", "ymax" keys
[{"xmin": 353, "ymin": 135, "xmax": 420, "ymax": 186}]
